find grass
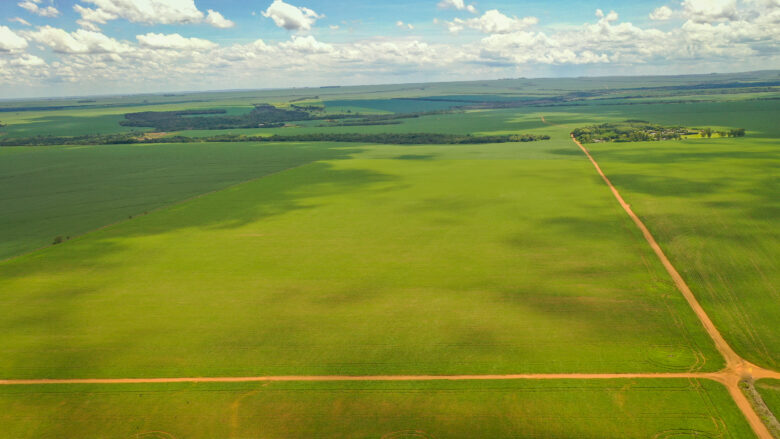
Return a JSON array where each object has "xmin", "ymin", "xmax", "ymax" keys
[
  {"xmin": 0, "ymin": 379, "xmax": 757, "ymax": 438},
  {"xmin": 0, "ymin": 141, "xmax": 355, "ymax": 260},
  {"xmin": 0, "ymin": 140, "xmax": 723, "ymax": 379}
]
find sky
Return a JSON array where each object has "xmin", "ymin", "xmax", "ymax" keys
[{"xmin": 0, "ymin": 0, "xmax": 778, "ymax": 98}]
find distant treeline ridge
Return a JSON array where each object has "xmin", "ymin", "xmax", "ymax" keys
[{"xmin": 0, "ymin": 132, "xmax": 550, "ymax": 147}]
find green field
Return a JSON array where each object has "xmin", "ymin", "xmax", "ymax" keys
[
  {"xmin": 1, "ymin": 71, "xmax": 778, "ymax": 437},
  {"xmin": 0, "ymin": 142, "xmax": 354, "ymax": 260},
  {"xmin": 0, "ymin": 379, "xmax": 756, "ymax": 439},
  {"xmin": 576, "ymin": 105, "xmax": 779, "ymax": 370},
  {"xmin": 0, "ymin": 139, "xmax": 723, "ymax": 378}
]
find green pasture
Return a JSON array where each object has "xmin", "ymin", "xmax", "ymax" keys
[
  {"xmin": 0, "ymin": 139, "xmax": 723, "ymax": 379},
  {"xmin": 0, "ymin": 379, "xmax": 756, "ymax": 439},
  {"xmin": 0, "ymin": 142, "xmax": 355, "ymax": 260}
]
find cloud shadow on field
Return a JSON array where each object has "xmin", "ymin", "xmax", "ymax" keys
[
  {"xmin": 589, "ymin": 146, "xmax": 780, "ymax": 165},
  {"xmin": 606, "ymin": 173, "xmax": 726, "ymax": 198},
  {"xmin": 393, "ymin": 154, "xmax": 436, "ymax": 160},
  {"xmin": 0, "ymin": 155, "xmax": 394, "ymax": 281},
  {"xmin": 547, "ymin": 147, "xmax": 584, "ymax": 157},
  {"xmin": 0, "ymin": 157, "xmax": 398, "ymax": 378}
]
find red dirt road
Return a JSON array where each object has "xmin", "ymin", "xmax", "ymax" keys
[{"xmin": 0, "ymin": 372, "xmax": 730, "ymax": 386}]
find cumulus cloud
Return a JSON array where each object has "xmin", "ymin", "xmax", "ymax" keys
[
  {"xmin": 4, "ymin": 3, "xmax": 780, "ymax": 93},
  {"xmin": 0, "ymin": 26, "xmax": 28, "ymax": 52},
  {"xmin": 279, "ymin": 35, "xmax": 334, "ymax": 54},
  {"xmin": 8, "ymin": 17, "xmax": 32, "ymax": 26},
  {"xmin": 72, "ymin": 0, "xmax": 233, "ymax": 29},
  {"xmin": 8, "ymin": 53, "xmax": 45, "ymax": 66},
  {"xmin": 25, "ymin": 25, "xmax": 131, "ymax": 54},
  {"xmin": 396, "ymin": 20, "xmax": 414, "ymax": 30},
  {"xmin": 74, "ymin": 4, "xmax": 117, "ymax": 31},
  {"xmin": 205, "ymin": 10, "xmax": 235, "ymax": 29},
  {"xmin": 650, "ymin": 6, "xmax": 674, "ymax": 20},
  {"xmin": 78, "ymin": 0, "xmax": 202, "ymax": 24},
  {"xmin": 137, "ymin": 33, "xmax": 218, "ymax": 51},
  {"xmin": 437, "ymin": 0, "xmax": 477, "ymax": 14},
  {"xmin": 447, "ymin": 10, "xmax": 538, "ymax": 34},
  {"xmin": 18, "ymin": 0, "xmax": 59, "ymax": 17},
  {"xmin": 263, "ymin": 0, "xmax": 323, "ymax": 31},
  {"xmin": 0, "ymin": 53, "xmax": 48, "ymax": 86},
  {"xmin": 683, "ymin": 0, "xmax": 739, "ymax": 22}
]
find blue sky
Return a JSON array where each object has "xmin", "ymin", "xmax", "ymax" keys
[{"xmin": 0, "ymin": 0, "xmax": 778, "ymax": 98}]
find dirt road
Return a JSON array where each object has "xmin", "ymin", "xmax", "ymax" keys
[{"xmin": 0, "ymin": 372, "xmax": 730, "ymax": 386}]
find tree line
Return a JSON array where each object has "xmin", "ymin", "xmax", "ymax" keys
[
  {"xmin": 573, "ymin": 121, "xmax": 746, "ymax": 143},
  {"xmin": 0, "ymin": 132, "xmax": 550, "ymax": 147},
  {"xmin": 119, "ymin": 104, "xmax": 456, "ymax": 132}
]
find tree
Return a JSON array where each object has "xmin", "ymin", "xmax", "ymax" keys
[{"xmin": 729, "ymin": 128, "xmax": 746, "ymax": 137}]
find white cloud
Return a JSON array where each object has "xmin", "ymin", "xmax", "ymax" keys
[
  {"xmin": 8, "ymin": 53, "xmax": 45, "ymax": 66},
  {"xmin": 279, "ymin": 35, "xmax": 334, "ymax": 54},
  {"xmin": 74, "ymin": 4, "xmax": 117, "ymax": 31},
  {"xmin": 4, "ymin": 3, "xmax": 780, "ymax": 93},
  {"xmin": 263, "ymin": 0, "xmax": 323, "ymax": 31},
  {"xmin": 25, "ymin": 26, "xmax": 131, "ymax": 54},
  {"xmin": 650, "ymin": 6, "xmax": 674, "ymax": 20},
  {"xmin": 205, "ymin": 9, "xmax": 235, "ymax": 29},
  {"xmin": 73, "ymin": 0, "xmax": 233, "ymax": 29},
  {"xmin": 329, "ymin": 24, "xmax": 340, "ymax": 30},
  {"xmin": 18, "ymin": 0, "xmax": 59, "ymax": 17},
  {"xmin": 137, "ymin": 33, "xmax": 218, "ymax": 51},
  {"xmin": 0, "ymin": 26, "xmax": 28, "ymax": 52},
  {"xmin": 8, "ymin": 17, "xmax": 32, "ymax": 26},
  {"xmin": 682, "ymin": 0, "xmax": 739, "ymax": 22},
  {"xmin": 396, "ymin": 21, "xmax": 414, "ymax": 30},
  {"xmin": 0, "ymin": 53, "xmax": 48, "ymax": 86},
  {"xmin": 448, "ymin": 10, "xmax": 538, "ymax": 34},
  {"xmin": 437, "ymin": 0, "xmax": 477, "ymax": 14},
  {"xmin": 79, "ymin": 0, "xmax": 203, "ymax": 24},
  {"xmin": 595, "ymin": 8, "xmax": 620, "ymax": 23}
]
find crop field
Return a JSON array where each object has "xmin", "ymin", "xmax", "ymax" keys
[
  {"xmin": 576, "ymin": 108, "xmax": 779, "ymax": 371},
  {"xmin": 1, "ymin": 71, "xmax": 778, "ymax": 438},
  {"xmin": 0, "ymin": 140, "xmax": 723, "ymax": 379},
  {"xmin": 0, "ymin": 380, "xmax": 755, "ymax": 439},
  {"xmin": 0, "ymin": 142, "xmax": 354, "ymax": 260}
]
